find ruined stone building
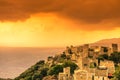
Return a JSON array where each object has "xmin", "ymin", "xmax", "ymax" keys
[
  {"xmin": 74, "ymin": 70, "xmax": 88, "ymax": 80},
  {"xmin": 99, "ymin": 60, "xmax": 115, "ymax": 74},
  {"xmin": 94, "ymin": 67, "xmax": 108, "ymax": 80},
  {"xmin": 112, "ymin": 44, "xmax": 118, "ymax": 53},
  {"xmin": 58, "ymin": 43, "xmax": 117, "ymax": 80},
  {"xmin": 59, "ymin": 60, "xmax": 115, "ymax": 80},
  {"xmin": 65, "ymin": 44, "xmax": 118, "ymax": 60},
  {"xmin": 58, "ymin": 67, "xmax": 71, "ymax": 80}
]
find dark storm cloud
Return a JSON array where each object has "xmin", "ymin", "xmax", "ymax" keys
[{"xmin": 0, "ymin": 0, "xmax": 120, "ymax": 25}]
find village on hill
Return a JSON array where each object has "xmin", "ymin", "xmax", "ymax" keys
[
  {"xmin": 46, "ymin": 44, "xmax": 118, "ymax": 80},
  {"xmin": 15, "ymin": 43, "xmax": 120, "ymax": 80}
]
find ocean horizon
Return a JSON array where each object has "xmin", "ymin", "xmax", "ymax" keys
[{"xmin": 0, "ymin": 47, "xmax": 65, "ymax": 79}]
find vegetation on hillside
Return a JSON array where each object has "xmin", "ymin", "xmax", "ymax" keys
[
  {"xmin": 14, "ymin": 51, "xmax": 120, "ymax": 80},
  {"xmin": 14, "ymin": 53, "xmax": 78, "ymax": 80},
  {"xmin": 14, "ymin": 60, "xmax": 48, "ymax": 80},
  {"xmin": 0, "ymin": 78, "xmax": 12, "ymax": 80}
]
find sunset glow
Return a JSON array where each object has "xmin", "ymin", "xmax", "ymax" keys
[
  {"xmin": 1, "ymin": 0, "xmax": 120, "ymax": 79},
  {"xmin": 0, "ymin": 0, "xmax": 120, "ymax": 47},
  {"xmin": 0, "ymin": 13, "xmax": 120, "ymax": 47}
]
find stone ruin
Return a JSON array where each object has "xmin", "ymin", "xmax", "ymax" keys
[
  {"xmin": 100, "ymin": 60, "xmax": 115, "ymax": 74},
  {"xmin": 112, "ymin": 43, "xmax": 118, "ymax": 53},
  {"xmin": 65, "ymin": 43, "xmax": 118, "ymax": 60},
  {"xmin": 58, "ymin": 58, "xmax": 115, "ymax": 80},
  {"xmin": 94, "ymin": 67, "xmax": 108, "ymax": 80},
  {"xmin": 73, "ymin": 70, "xmax": 88, "ymax": 80},
  {"xmin": 58, "ymin": 67, "xmax": 71, "ymax": 80},
  {"xmin": 57, "ymin": 43, "xmax": 117, "ymax": 80}
]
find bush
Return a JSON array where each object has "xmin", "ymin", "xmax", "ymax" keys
[
  {"xmin": 114, "ymin": 70, "xmax": 120, "ymax": 80},
  {"xmin": 63, "ymin": 61, "xmax": 78, "ymax": 74},
  {"xmin": 101, "ymin": 54, "xmax": 109, "ymax": 60},
  {"xmin": 48, "ymin": 65, "xmax": 63, "ymax": 75},
  {"xmin": 109, "ymin": 52, "xmax": 120, "ymax": 64},
  {"xmin": 61, "ymin": 53, "xmax": 66, "ymax": 59},
  {"xmin": 32, "ymin": 73, "xmax": 43, "ymax": 80},
  {"xmin": 40, "ymin": 68, "xmax": 49, "ymax": 77},
  {"xmin": 90, "ymin": 62, "xmax": 96, "ymax": 68},
  {"xmin": 36, "ymin": 60, "xmax": 45, "ymax": 65}
]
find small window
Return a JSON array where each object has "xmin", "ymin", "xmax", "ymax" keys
[{"xmin": 84, "ymin": 64, "xmax": 87, "ymax": 66}]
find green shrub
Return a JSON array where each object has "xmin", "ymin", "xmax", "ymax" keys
[
  {"xmin": 63, "ymin": 61, "xmax": 78, "ymax": 74},
  {"xmin": 48, "ymin": 65, "xmax": 63, "ymax": 75}
]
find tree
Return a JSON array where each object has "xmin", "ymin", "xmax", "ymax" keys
[
  {"xmin": 63, "ymin": 61, "xmax": 78, "ymax": 74},
  {"xmin": 36, "ymin": 60, "xmax": 45, "ymax": 65},
  {"xmin": 109, "ymin": 52, "xmax": 120, "ymax": 64},
  {"xmin": 32, "ymin": 72, "xmax": 43, "ymax": 80},
  {"xmin": 114, "ymin": 71, "xmax": 120, "ymax": 80},
  {"xmin": 24, "ymin": 76, "xmax": 32, "ymax": 80},
  {"xmin": 48, "ymin": 65, "xmax": 63, "ymax": 75},
  {"xmin": 61, "ymin": 53, "xmax": 66, "ymax": 59},
  {"xmin": 40, "ymin": 68, "xmax": 49, "ymax": 77},
  {"xmin": 101, "ymin": 54, "xmax": 109, "ymax": 60},
  {"xmin": 97, "ymin": 56, "xmax": 104, "ymax": 66}
]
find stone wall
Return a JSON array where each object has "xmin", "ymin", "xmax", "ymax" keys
[
  {"xmin": 112, "ymin": 44, "xmax": 118, "ymax": 53},
  {"xmin": 58, "ymin": 67, "xmax": 71, "ymax": 80},
  {"xmin": 74, "ymin": 70, "xmax": 88, "ymax": 80}
]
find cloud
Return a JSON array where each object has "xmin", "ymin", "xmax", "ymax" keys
[{"xmin": 0, "ymin": 0, "xmax": 120, "ymax": 30}]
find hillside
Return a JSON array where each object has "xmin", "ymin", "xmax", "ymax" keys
[
  {"xmin": 14, "ymin": 60, "xmax": 49, "ymax": 80},
  {"xmin": 91, "ymin": 38, "xmax": 120, "ymax": 50},
  {"xmin": 14, "ymin": 38, "xmax": 120, "ymax": 80},
  {"xmin": 14, "ymin": 54, "xmax": 78, "ymax": 80},
  {"xmin": 0, "ymin": 78, "xmax": 12, "ymax": 80},
  {"xmin": 96, "ymin": 38, "xmax": 120, "ymax": 43}
]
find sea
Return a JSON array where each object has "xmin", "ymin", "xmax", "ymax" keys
[{"xmin": 0, "ymin": 47, "xmax": 65, "ymax": 79}]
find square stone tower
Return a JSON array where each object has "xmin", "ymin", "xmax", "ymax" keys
[
  {"xmin": 58, "ymin": 67, "xmax": 71, "ymax": 80},
  {"xmin": 83, "ymin": 44, "xmax": 89, "ymax": 58},
  {"xmin": 63, "ymin": 67, "xmax": 70, "ymax": 77},
  {"xmin": 112, "ymin": 44, "xmax": 118, "ymax": 53}
]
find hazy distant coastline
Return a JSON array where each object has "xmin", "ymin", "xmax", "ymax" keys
[{"xmin": 0, "ymin": 47, "xmax": 64, "ymax": 79}]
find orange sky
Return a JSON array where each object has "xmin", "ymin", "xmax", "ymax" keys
[{"xmin": 0, "ymin": 0, "xmax": 120, "ymax": 47}]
